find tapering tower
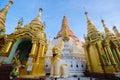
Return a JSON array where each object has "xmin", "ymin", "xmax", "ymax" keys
[
  {"xmin": 83, "ymin": 12, "xmax": 104, "ymax": 73},
  {"xmin": 56, "ymin": 16, "xmax": 76, "ymax": 38},
  {"xmin": 113, "ymin": 26, "xmax": 120, "ymax": 51},
  {"xmin": 46, "ymin": 16, "xmax": 86, "ymax": 77},
  {"xmin": 0, "ymin": 0, "xmax": 13, "ymax": 34},
  {"xmin": 54, "ymin": 16, "xmax": 84, "ymax": 48},
  {"xmin": 85, "ymin": 12, "xmax": 99, "ymax": 38},
  {"xmin": 83, "ymin": 12, "xmax": 120, "ymax": 78},
  {"xmin": 0, "ymin": 8, "xmax": 47, "ymax": 78},
  {"xmin": 0, "ymin": 0, "xmax": 13, "ymax": 46},
  {"xmin": 101, "ymin": 20, "xmax": 116, "ymax": 40},
  {"xmin": 113, "ymin": 26, "xmax": 120, "ymax": 38},
  {"xmin": 101, "ymin": 20, "xmax": 120, "ymax": 70}
]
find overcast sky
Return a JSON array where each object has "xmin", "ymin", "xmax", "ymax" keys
[{"xmin": 0, "ymin": 0, "xmax": 120, "ymax": 41}]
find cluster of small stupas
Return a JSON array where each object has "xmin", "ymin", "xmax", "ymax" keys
[{"xmin": 83, "ymin": 12, "xmax": 120, "ymax": 79}]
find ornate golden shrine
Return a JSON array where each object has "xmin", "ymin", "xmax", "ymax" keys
[
  {"xmin": 0, "ymin": 0, "xmax": 47, "ymax": 78},
  {"xmin": 83, "ymin": 12, "xmax": 120, "ymax": 78}
]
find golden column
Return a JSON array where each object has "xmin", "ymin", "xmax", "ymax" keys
[
  {"xmin": 103, "ymin": 47, "xmax": 111, "ymax": 65},
  {"xmin": 5, "ymin": 41, "xmax": 13, "ymax": 53},
  {"xmin": 101, "ymin": 19, "xmax": 120, "ymax": 71},
  {"xmin": 30, "ymin": 40, "xmax": 38, "ymax": 57},
  {"xmin": 115, "ymin": 48, "xmax": 120, "ymax": 61},
  {"xmin": 106, "ymin": 44, "xmax": 119, "ymax": 71},
  {"xmin": 0, "ymin": 39, "xmax": 13, "ymax": 54},
  {"xmin": 38, "ymin": 41, "xmax": 46, "ymax": 75},
  {"xmin": 83, "ymin": 45, "xmax": 92, "ymax": 72},
  {"xmin": 32, "ymin": 42, "xmax": 46, "ymax": 77}
]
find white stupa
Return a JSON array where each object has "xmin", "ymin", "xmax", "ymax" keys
[{"xmin": 45, "ymin": 16, "xmax": 86, "ymax": 77}]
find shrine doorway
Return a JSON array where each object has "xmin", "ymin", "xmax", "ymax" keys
[{"xmin": 6, "ymin": 38, "xmax": 32, "ymax": 64}]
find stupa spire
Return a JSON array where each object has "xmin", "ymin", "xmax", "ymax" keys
[
  {"xmin": 85, "ymin": 12, "xmax": 98, "ymax": 35},
  {"xmin": 29, "ymin": 8, "xmax": 43, "ymax": 26},
  {"xmin": 101, "ymin": 19, "xmax": 113, "ymax": 36},
  {"xmin": 0, "ymin": 0, "xmax": 13, "ymax": 34},
  {"xmin": 56, "ymin": 16, "xmax": 75, "ymax": 38},
  {"xmin": 36, "ymin": 8, "xmax": 43, "ymax": 21},
  {"xmin": 113, "ymin": 26, "xmax": 120, "ymax": 37},
  {"xmin": 0, "ymin": 0, "xmax": 13, "ymax": 16}
]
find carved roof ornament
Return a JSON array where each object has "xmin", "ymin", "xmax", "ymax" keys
[{"xmin": 56, "ymin": 16, "xmax": 76, "ymax": 38}]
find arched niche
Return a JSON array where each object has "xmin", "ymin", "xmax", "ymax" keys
[{"xmin": 6, "ymin": 38, "xmax": 32, "ymax": 64}]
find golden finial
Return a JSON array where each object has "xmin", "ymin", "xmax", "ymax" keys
[
  {"xmin": 17, "ymin": 18, "xmax": 23, "ymax": 28},
  {"xmin": 37, "ymin": 8, "xmax": 43, "ymax": 20},
  {"xmin": 101, "ymin": 19, "xmax": 104, "ymax": 23},
  {"xmin": 29, "ymin": 8, "xmax": 43, "ymax": 26},
  {"xmin": 85, "ymin": 11, "xmax": 89, "ymax": 20},
  {"xmin": 9, "ymin": 0, "xmax": 14, "ymax": 4},
  {"xmin": 39, "ymin": 8, "xmax": 43, "ymax": 13},
  {"xmin": 85, "ymin": 11, "xmax": 88, "ymax": 15},
  {"xmin": 113, "ymin": 26, "xmax": 116, "ymax": 30},
  {"xmin": 113, "ymin": 26, "xmax": 120, "ymax": 37},
  {"xmin": 83, "ymin": 7, "xmax": 87, "ymax": 15}
]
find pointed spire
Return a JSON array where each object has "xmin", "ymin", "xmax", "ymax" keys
[
  {"xmin": 56, "ymin": 16, "xmax": 75, "ymax": 38},
  {"xmin": 113, "ymin": 26, "xmax": 120, "ymax": 37},
  {"xmin": 29, "ymin": 8, "xmax": 43, "ymax": 26},
  {"xmin": 36, "ymin": 8, "xmax": 43, "ymax": 21},
  {"xmin": 85, "ymin": 12, "xmax": 98, "ymax": 34},
  {"xmin": 0, "ymin": 0, "xmax": 13, "ymax": 16},
  {"xmin": 101, "ymin": 19, "xmax": 113, "ymax": 36},
  {"xmin": 0, "ymin": 0, "xmax": 13, "ymax": 34},
  {"xmin": 14, "ymin": 18, "xmax": 23, "ymax": 32},
  {"xmin": 101, "ymin": 19, "xmax": 118, "ymax": 41}
]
